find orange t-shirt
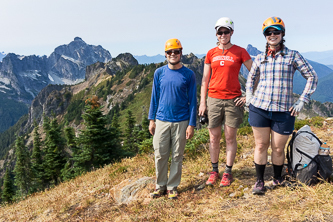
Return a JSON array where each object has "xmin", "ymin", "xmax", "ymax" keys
[{"xmin": 205, "ymin": 45, "xmax": 251, "ymax": 99}]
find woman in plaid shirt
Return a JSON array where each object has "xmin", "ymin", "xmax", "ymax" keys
[{"xmin": 246, "ymin": 17, "xmax": 318, "ymax": 194}]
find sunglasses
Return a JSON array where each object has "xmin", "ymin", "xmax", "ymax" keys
[
  {"xmin": 264, "ymin": 30, "xmax": 282, "ymax": 36},
  {"xmin": 166, "ymin": 49, "xmax": 181, "ymax": 55},
  {"xmin": 216, "ymin": 30, "xmax": 231, "ymax": 35}
]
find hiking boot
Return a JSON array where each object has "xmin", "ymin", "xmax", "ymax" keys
[
  {"xmin": 151, "ymin": 188, "xmax": 166, "ymax": 198},
  {"xmin": 206, "ymin": 171, "xmax": 219, "ymax": 186},
  {"xmin": 252, "ymin": 180, "xmax": 266, "ymax": 195},
  {"xmin": 220, "ymin": 172, "xmax": 233, "ymax": 187},
  {"xmin": 273, "ymin": 177, "xmax": 285, "ymax": 186},
  {"xmin": 167, "ymin": 190, "xmax": 178, "ymax": 200}
]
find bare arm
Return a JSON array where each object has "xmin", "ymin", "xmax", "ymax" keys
[
  {"xmin": 234, "ymin": 59, "xmax": 253, "ymax": 107},
  {"xmin": 243, "ymin": 59, "xmax": 253, "ymax": 71},
  {"xmin": 198, "ymin": 63, "xmax": 211, "ymax": 116}
]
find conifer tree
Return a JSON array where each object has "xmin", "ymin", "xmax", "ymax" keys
[
  {"xmin": 13, "ymin": 135, "xmax": 32, "ymax": 198},
  {"xmin": 30, "ymin": 121, "xmax": 45, "ymax": 191},
  {"xmin": 110, "ymin": 113, "xmax": 124, "ymax": 158},
  {"xmin": 2, "ymin": 168, "xmax": 15, "ymax": 203},
  {"xmin": 74, "ymin": 96, "xmax": 121, "ymax": 176},
  {"xmin": 132, "ymin": 125, "xmax": 141, "ymax": 152},
  {"xmin": 123, "ymin": 110, "xmax": 137, "ymax": 154},
  {"xmin": 111, "ymin": 111, "xmax": 121, "ymax": 130},
  {"xmin": 43, "ymin": 116, "xmax": 66, "ymax": 186},
  {"xmin": 140, "ymin": 108, "xmax": 151, "ymax": 141},
  {"xmin": 61, "ymin": 124, "xmax": 77, "ymax": 181}
]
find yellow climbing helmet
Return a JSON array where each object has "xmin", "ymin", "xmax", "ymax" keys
[
  {"xmin": 262, "ymin": 17, "xmax": 285, "ymax": 34},
  {"xmin": 165, "ymin": 38, "xmax": 183, "ymax": 51}
]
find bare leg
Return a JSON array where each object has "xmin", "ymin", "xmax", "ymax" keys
[
  {"xmin": 224, "ymin": 125, "xmax": 238, "ymax": 166},
  {"xmin": 208, "ymin": 126, "xmax": 222, "ymax": 163},
  {"xmin": 252, "ymin": 127, "xmax": 271, "ymax": 165},
  {"xmin": 271, "ymin": 131, "xmax": 290, "ymax": 165}
]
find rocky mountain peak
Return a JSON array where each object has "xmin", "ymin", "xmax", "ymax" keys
[
  {"xmin": 113, "ymin": 53, "xmax": 138, "ymax": 66},
  {"xmin": 74, "ymin": 36, "xmax": 84, "ymax": 42},
  {"xmin": 246, "ymin": 44, "xmax": 262, "ymax": 56},
  {"xmin": 0, "ymin": 37, "xmax": 112, "ymax": 106}
]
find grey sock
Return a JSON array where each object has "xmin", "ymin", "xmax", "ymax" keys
[{"xmin": 224, "ymin": 165, "xmax": 232, "ymax": 174}]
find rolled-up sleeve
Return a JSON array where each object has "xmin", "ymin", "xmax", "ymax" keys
[{"xmin": 246, "ymin": 56, "xmax": 260, "ymax": 95}]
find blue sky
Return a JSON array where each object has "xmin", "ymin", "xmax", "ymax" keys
[{"xmin": 0, "ymin": 0, "xmax": 332, "ymax": 57}]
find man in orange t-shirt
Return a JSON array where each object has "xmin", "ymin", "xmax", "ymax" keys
[{"xmin": 198, "ymin": 17, "xmax": 252, "ymax": 187}]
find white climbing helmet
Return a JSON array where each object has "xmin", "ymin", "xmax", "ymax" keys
[{"xmin": 215, "ymin": 17, "xmax": 234, "ymax": 31}]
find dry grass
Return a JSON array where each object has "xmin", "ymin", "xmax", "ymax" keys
[{"xmin": 1, "ymin": 119, "xmax": 333, "ymax": 221}]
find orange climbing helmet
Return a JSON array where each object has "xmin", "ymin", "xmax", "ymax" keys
[
  {"xmin": 165, "ymin": 38, "xmax": 183, "ymax": 51},
  {"xmin": 262, "ymin": 17, "xmax": 285, "ymax": 34}
]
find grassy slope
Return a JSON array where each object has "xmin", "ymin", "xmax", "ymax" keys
[
  {"xmin": 1, "ymin": 118, "xmax": 333, "ymax": 221},
  {"xmin": 118, "ymin": 82, "xmax": 153, "ymax": 131}
]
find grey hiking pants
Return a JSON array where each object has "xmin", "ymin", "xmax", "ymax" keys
[{"xmin": 153, "ymin": 119, "xmax": 189, "ymax": 190}]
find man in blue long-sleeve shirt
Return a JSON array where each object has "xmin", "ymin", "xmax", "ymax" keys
[{"xmin": 148, "ymin": 38, "xmax": 197, "ymax": 200}]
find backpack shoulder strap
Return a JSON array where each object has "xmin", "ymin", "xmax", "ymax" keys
[{"xmin": 286, "ymin": 131, "xmax": 297, "ymax": 175}]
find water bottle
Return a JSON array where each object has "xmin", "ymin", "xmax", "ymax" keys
[{"xmin": 319, "ymin": 142, "xmax": 330, "ymax": 155}]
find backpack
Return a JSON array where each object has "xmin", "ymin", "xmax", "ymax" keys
[{"xmin": 286, "ymin": 125, "xmax": 332, "ymax": 185}]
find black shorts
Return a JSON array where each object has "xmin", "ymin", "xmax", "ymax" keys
[{"xmin": 248, "ymin": 104, "xmax": 295, "ymax": 135}]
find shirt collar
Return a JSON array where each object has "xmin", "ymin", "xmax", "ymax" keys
[{"xmin": 267, "ymin": 46, "xmax": 289, "ymax": 58}]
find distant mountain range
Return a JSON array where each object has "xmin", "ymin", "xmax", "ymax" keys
[
  {"xmin": 134, "ymin": 54, "xmax": 165, "ymax": 64},
  {"xmin": 0, "ymin": 37, "xmax": 112, "ymax": 132},
  {"xmin": 134, "ymin": 54, "xmax": 205, "ymax": 64},
  {"xmin": 134, "ymin": 47, "xmax": 333, "ymax": 67},
  {"xmin": 301, "ymin": 50, "xmax": 333, "ymax": 66}
]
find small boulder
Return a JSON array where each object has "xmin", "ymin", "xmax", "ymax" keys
[{"xmin": 109, "ymin": 177, "xmax": 155, "ymax": 204}]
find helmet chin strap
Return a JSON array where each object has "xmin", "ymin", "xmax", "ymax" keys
[{"xmin": 220, "ymin": 40, "xmax": 231, "ymax": 54}]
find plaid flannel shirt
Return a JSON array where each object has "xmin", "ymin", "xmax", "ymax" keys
[{"xmin": 246, "ymin": 47, "xmax": 317, "ymax": 112}]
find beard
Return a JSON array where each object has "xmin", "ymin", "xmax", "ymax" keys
[{"xmin": 169, "ymin": 60, "xmax": 181, "ymax": 65}]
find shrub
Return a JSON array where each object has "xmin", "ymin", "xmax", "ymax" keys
[
  {"xmin": 237, "ymin": 126, "xmax": 252, "ymax": 136},
  {"xmin": 126, "ymin": 81, "xmax": 133, "ymax": 86},
  {"xmin": 139, "ymin": 138, "xmax": 153, "ymax": 154},
  {"xmin": 294, "ymin": 116, "xmax": 324, "ymax": 130},
  {"xmin": 185, "ymin": 128, "xmax": 210, "ymax": 158}
]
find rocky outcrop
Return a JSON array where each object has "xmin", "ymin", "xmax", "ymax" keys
[
  {"xmin": 26, "ymin": 84, "xmax": 67, "ymax": 128},
  {"xmin": 182, "ymin": 53, "xmax": 205, "ymax": 86},
  {"xmin": 85, "ymin": 62, "xmax": 106, "ymax": 81},
  {"xmin": 113, "ymin": 53, "xmax": 139, "ymax": 67},
  {"xmin": 109, "ymin": 177, "xmax": 155, "ymax": 204}
]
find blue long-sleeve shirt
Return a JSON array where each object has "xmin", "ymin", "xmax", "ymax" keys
[{"xmin": 148, "ymin": 65, "xmax": 197, "ymax": 126}]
